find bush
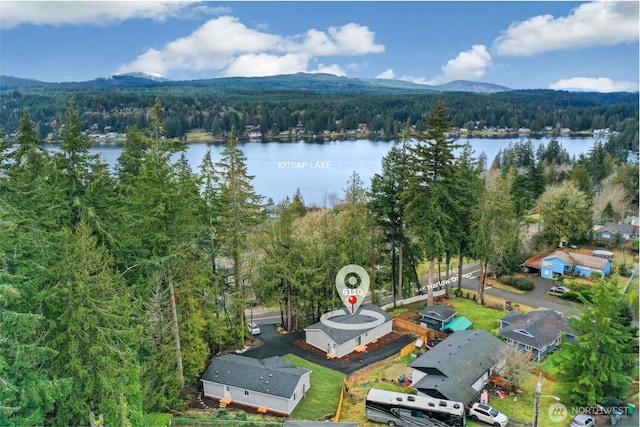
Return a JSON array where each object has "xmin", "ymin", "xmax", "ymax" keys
[
  {"xmin": 142, "ymin": 413, "xmax": 173, "ymax": 427},
  {"xmin": 560, "ymin": 289, "xmax": 594, "ymax": 303},
  {"xmin": 499, "ymin": 275, "xmax": 534, "ymax": 290},
  {"xmin": 591, "ymin": 271, "xmax": 602, "ymax": 279}
]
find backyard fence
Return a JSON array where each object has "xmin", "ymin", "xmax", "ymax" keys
[
  {"xmin": 393, "ymin": 318, "xmax": 447, "ymax": 339},
  {"xmin": 399, "ymin": 340, "xmax": 421, "ymax": 358},
  {"xmin": 333, "ymin": 379, "xmax": 349, "ymax": 422}
]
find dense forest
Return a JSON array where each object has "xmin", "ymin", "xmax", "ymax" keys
[
  {"xmin": 1, "ymin": 77, "xmax": 638, "ymax": 151},
  {"xmin": 0, "ymin": 96, "xmax": 638, "ymax": 425}
]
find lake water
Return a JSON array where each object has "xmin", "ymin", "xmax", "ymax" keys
[{"xmin": 77, "ymin": 136, "xmax": 601, "ymax": 207}]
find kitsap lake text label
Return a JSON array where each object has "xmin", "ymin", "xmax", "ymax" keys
[{"xmin": 278, "ymin": 161, "xmax": 332, "ymax": 169}]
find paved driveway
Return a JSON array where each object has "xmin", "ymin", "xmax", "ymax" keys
[{"xmin": 244, "ymin": 324, "xmax": 413, "ymax": 374}]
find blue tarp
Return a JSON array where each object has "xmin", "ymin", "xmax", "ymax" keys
[{"xmin": 444, "ymin": 316, "xmax": 473, "ymax": 331}]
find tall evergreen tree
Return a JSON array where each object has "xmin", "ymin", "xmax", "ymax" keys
[
  {"xmin": 404, "ymin": 101, "xmax": 459, "ymax": 303},
  {"xmin": 216, "ymin": 129, "xmax": 264, "ymax": 345},
  {"xmin": 559, "ymin": 276, "xmax": 637, "ymax": 405},
  {"xmin": 47, "ymin": 222, "xmax": 142, "ymax": 426}
]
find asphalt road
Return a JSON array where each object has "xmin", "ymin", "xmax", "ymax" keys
[{"xmin": 249, "ymin": 263, "xmax": 580, "ymax": 325}]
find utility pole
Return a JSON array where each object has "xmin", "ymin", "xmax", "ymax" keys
[{"xmin": 533, "ymin": 373, "xmax": 542, "ymax": 427}]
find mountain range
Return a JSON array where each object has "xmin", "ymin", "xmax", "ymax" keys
[{"xmin": 0, "ymin": 72, "xmax": 511, "ymax": 94}]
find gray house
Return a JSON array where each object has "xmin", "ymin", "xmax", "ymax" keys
[
  {"xmin": 304, "ymin": 304, "xmax": 393, "ymax": 358},
  {"xmin": 499, "ymin": 309, "xmax": 574, "ymax": 361},
  {"xmin": 418, "ymin": 305, "xmax": 456, "ymax": 330},
  {"xmin": 201, "ymin": 354, "xmax": 311, "ymax": 415},
  {"xmin": 409, "ymin": 330, "xmax": 508, "ymax": 404},
  {"xmin": 594, "ymin": 222, "xmax": 639, "ymax": 242}
]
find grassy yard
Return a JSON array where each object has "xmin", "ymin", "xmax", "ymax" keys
[
  {"xmin": 339, "ymin": 355, "xmax": 412, "ymax": 424},
  {"xmin": 448, "ymin": 298, "xmax": 509, "ymax": 331},
  {"xmin": 536, "ymin": 346, "xmax": 570, "ymax": 378},
  {"xmin": 280, "ymin": 354, "xmax": 345, "ymax": 421},
  {"xmin": 488, "ymin": 371, "xmax": 567, "ymax": 427}
]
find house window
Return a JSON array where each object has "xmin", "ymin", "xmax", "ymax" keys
[
  {"xmin": 293, "ymin": 391, "xmax": 297, "ymax": 400},
  {"xmin": 225, "ymin": 386, "xmax": 230, "ymax": 391},
  {"xmin": 356, "ymin": 336, "xmax": 362, "ymax": 346},
  {"xmin": 524, "ymin": 345, "xmax": 531, "ymax": 351},
  {"xmin": 244, "ymin": 390, "xmax": 250, "ymax": 396},
  {"xmin": 506, "ymin": 339, "xmax": 513, "ymax": 345}
]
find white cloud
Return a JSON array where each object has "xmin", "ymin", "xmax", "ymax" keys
[
  {"xmin": 424, "ymin": 44, "xmax": 492, "ymax": 85},
  {"xmin": 0, "ymin": 1, "xmax": 199, "ymax": 29},
  {"xmin": 549, "ymin": 77, "xmax": 639, "ymax": 93},
  {"xmin": 494, "ymin": 1, "xmax": 639, "ymax": 56},
  {"xmin": 221, "ymin": 53, "xmax": 310, "ymax": 77},
  {"xmin": 117, "ymin": 16, "xmax": 384, "ymax": 78},
  {"xmin": 376, "ymin": 69, "xmax": 396, "ymax": 79},
  {"xmin": 313, "ymin": 64, "xmax": 347, "ymax": 76}
]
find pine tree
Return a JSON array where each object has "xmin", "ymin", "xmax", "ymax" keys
[
  {"xmin": 47, "ymin": 221, "xmax": 142, "ymax": 426},
  {"xmin": 216, "ymin": 129, "xmax": 265, "ymax": 345},
  {"xmin": 404, "ymin": 101, "xmax": 459, "ymax": 302},
  {"xmin": 559, "ymin": 276, "xmax": 637, "ymax": 405}
]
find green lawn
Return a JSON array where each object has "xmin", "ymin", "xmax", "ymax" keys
[
  {"xmin": 537, "ymin": 346, "xmax": 570, "ymax": 378},
  {"xmin": 488, "ymin": 371, "xmax": 568, "ymax": 427},
  {"xmin": 281, "ymin": 354, "xmax": 346, "ymax": 420},
  {"xmin": 448, "ymin": 298, "xmax": 508, "ymax": 331}
]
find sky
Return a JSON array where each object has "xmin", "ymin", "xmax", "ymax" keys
[{"xmin": 0, "ymin": 1, "xmax": 638, "ymax": 92}]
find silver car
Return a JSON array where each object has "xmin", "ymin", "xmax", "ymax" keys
[
  {"xmin": 550, "ymin": 285, "xmax": 571, "ymax": 294},
  {"xmin": 247, "ymin": 322, "xmax": 261, "ymax": 335},
  {"xmin": 570, "ymin": 414, "xmax": 595, "ymax": 427}
]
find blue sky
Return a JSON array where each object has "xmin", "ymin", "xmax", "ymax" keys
[{"xmin": 1, "ymin": 1, "xmax": 638, "ymax": 92}]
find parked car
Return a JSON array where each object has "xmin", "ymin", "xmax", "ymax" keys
[
  {"xmin": 570, "ymin": 414, "xmax": 595, "ymax": 427},
  {"xmin": 468, "ymin": 403, "xmax": 508, "ymax": 427},
  {"xmin": 247, "ymin": 322, "xmax": 261, "ymax": 335},
  {"xmin": 550, "ymin": 285, "xmax": 571, "ymax": 294}
]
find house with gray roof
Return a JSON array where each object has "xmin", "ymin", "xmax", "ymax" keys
[
  {"xmin": 408, "ymin": 330, "xmax": 508, "ymax": 404},
  {"xmin": 594, "ymin": 222, "xmax": 639, "ymax": 242},
  {"xmin": 304, "ymin": 304, "xmax": 393, "ymax": 358},
  {"xmin": 499, "ymin": 309, "xmax": 574, "ymax": 361},
  {"xmin": 419, "ymin": 305, "xmax": 456, "ymax": 330},
  {"xmin": 200, "ymin": 354, "xmax": 311, "ymax": 415}
]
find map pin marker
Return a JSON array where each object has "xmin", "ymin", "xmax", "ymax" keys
[{"xmin": 335, "ymin": 264, "xmax": 370, "ymax": 315}]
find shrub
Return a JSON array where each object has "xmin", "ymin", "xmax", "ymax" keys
[
  {"xmin": 499, "ymin": 275, "xmax": 534, "ymax": 290},
  {"xmin": 560, "ymin": 289, "xmax": 594, "ymax": 303},
  {"xmin": 591, "ymin": 271, "xmax": 602, "ymax": 279}
]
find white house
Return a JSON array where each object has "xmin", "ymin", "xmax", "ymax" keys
[
  {"xmin": 200, "ymin": 354, "xmax": 311, "ymax": 415},
  {"xmin": 304, "ymin": 304, "xmax": 393, "ymax": 358},
  {"xmin": 409, "ymin": 330, "xmax": 508, "ymax": 404}
]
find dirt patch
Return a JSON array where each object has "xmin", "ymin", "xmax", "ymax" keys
[
  {"xmin": 199, "ymin": 395, "xmax": 287, "ymax": 419},
  {"xmin": 383, "ymin": 363, "xmax": 413, "ymax": 381},
  {"xmin": 292, "ymin": 330, "xmax": 406, "ymax": 362}
]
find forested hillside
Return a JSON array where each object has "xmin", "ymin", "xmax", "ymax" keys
[
  {"xmin": 0, "ymin": 97, "xmax": 637, "ymax": 425},
  {"xmin": 1, "ymin": 74, "xmax": 637, "ymax": 151}
]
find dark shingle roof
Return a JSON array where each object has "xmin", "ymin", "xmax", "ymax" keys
[
  {"xmin": 419, "ymin": 305, "xmax": 457, "ymax": 322},
  {"xmin": 600, "ymin": 222, "xmax": 636, "ymax": 236},
  {"xmin": 409, "ymin": 330, "xmax": 508, "ymax": 403},
  {"xmin": 201, "ymin": 355, "xmax": 310, "ymax": 399},
  {"xmin": 499, "ymin": 309, "xmax": 572, "ymax": 350},
  {"xmin": 303, "ymin": 304, "xmax": 392, "ymax": 345}
]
